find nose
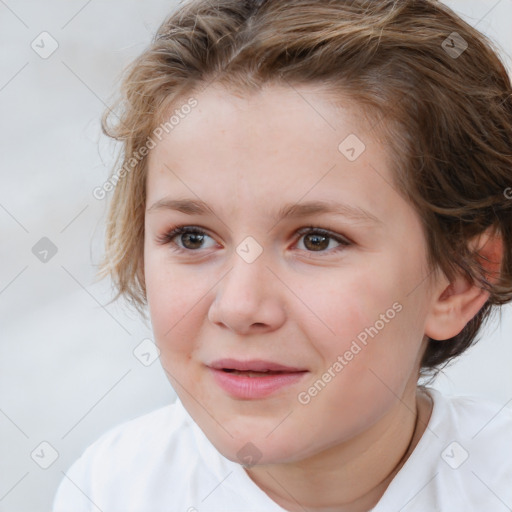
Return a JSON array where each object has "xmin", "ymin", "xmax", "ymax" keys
[{"xmin": 207, "ymin": 251, "xmax": 287, "ymax": 335}]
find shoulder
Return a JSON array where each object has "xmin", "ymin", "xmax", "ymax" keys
[
  {"xmin": 430, "ymin": 388, "xmax": 512, "ymax": 472},
  {"xmin": 411, "ymin": 388, "xmax": 512, "ymax": 509},
  {"xmin": 426, "ymin": 387, "xmax": 512, "ymax": 468},
  {"xmin": 89, "ymin": 399, "xmax": 186, "ymax": 447},
  {"xmin": 374, "ymin": 388, "xmax": 512, "ymax": 511},
  {"xmin": 76, "ymin": 398, "xmax": 194, "ymax": 470},
  {"xmin": 429, "ymin": 387, "xmax": 512, "ymax": 438},
  {"xmin": 53, "ymin": 399, "xmax": 196, "ymax": 511}
]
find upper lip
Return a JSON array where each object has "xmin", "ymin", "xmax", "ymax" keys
[{"xmin": 208, "ymin": 358, "xmax": 308, "ymax": 372}]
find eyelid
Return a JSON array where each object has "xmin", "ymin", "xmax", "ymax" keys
[
  {"xmin": 155, "ymin": 225, "xmax": 217, "ymax": 248},
  {"xmin": 295, "ymin": 226, "xmax": 352, "ymax": 246}
]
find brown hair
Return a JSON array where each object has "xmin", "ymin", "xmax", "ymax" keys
[{"xmin": 99, "ymin": 0, "xmax": 512, "ymax": 378}]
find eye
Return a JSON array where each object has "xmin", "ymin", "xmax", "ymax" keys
[
  {"xmin": 156, "ymin": 225, "xmax": 217, "ymax": 252},
  {"xmin": 157, "ymin": 225, "xmax": 351, "ymax": 256},
  {"xmin": 294, "ymin": 226, "xmax": 351, "ymax": 256}
]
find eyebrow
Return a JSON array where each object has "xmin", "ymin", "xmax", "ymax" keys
[{"xmin": 147, "ymin": 197, "xmax": 382, "ymax": 225}]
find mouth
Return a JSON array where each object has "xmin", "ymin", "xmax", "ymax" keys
[
  {"xmin": 208, "ymin": 358, "xmax": 308, "ymax": 373},
  {"xmin": 220, "ymin": 369, "xmax": 297, "ymax": 377},
  {"xmin": 207, "ymin": 359, "xmax": 309, "ymax": 399}
]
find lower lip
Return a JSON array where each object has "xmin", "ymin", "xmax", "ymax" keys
[{"xmin": 208, "ymin": 368, "xmax": 308, "ymax": 399}]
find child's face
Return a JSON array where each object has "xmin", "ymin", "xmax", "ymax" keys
[{"xmin": 144, "ymin": 83, "xmax": 439, "ymax": 465}]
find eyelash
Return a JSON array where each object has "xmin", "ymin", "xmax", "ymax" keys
[{"xmin": 156, "ymin": 225, "xmax": 352, "ymax": 257}]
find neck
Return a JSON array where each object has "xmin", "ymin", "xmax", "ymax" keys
[{"xmin": 244, "ymin": 387, "xmax": 433, "ymax": 512}]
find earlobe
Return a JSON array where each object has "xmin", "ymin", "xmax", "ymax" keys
[{"xmin": 424, "ymin": 227, "xmax": 503, "ymax": 341}]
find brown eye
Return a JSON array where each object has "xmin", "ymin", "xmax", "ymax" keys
[
  {"xmin": 295, "ymin": 227, "xmax": 351, "ymax": 255},
  {"xmin": 180, "ymin": 231, "xmax": 206, "ymax": 250},
  {"xmin": 157, "ymin": 225, "xmax": 351, "ymax": 257},
  {"xmin": 157, "ymin": 226, "xmax": 217, "ymax": 252},
  {"xmin": 302, "ymin": 232, "xmax": 330, "ymax": 251}
]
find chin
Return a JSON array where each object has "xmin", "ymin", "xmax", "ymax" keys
[{"xmin": 208, "ymin": 428, "xmax": 306, "ymax": 467}]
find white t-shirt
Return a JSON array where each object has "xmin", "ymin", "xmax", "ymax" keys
[{"xmin": 53, "ymin": 387, "xmax": 512, "ymax": 512}]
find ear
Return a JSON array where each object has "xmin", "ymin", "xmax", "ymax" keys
[{"xmin": 424, "ymin": 227, "xmax": 503, "ymax": 341}]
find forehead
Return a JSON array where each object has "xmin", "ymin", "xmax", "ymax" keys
[
  {"xmin": 153, "ymin": 82, "xmax": 372, "ymax": 152},
  {"xmin": 145, "ymin": 83, "xmax": 401, "ymax": 225}
]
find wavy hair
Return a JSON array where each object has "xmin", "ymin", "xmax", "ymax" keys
[{"xmin": 99, "ymin": 0, "xmax": 512, "ymax": 377}]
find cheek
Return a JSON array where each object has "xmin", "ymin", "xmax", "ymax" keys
[
  {"xmin": 304, "ymin": 266, "xmax": 397, "ymax": 357},
  {"xmin": 306, "ymin": 258, "xmax": 424, "ymax": 388},
  {"xmin": 144, "ymin": 251, "xmax": 205, "ymax": 356}
]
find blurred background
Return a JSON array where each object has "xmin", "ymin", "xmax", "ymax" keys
[{"xmin": 0, "ymin": 1, "xmax": 511, "ymax": 510}]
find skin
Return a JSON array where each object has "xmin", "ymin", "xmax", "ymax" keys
[{"xmin": 143, "ymin": 82, "xmax": 493, "ymax": 511}]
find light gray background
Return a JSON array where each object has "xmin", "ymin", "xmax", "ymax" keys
[{"xmin": 1, "ymin": 1, "xmax": 511, "ymax": 511}]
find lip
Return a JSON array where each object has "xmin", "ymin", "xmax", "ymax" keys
[
  {"xmin": 207, "ymin": 359, "xmax": 309, "ymax": 399},
  {"xmin": 208, "ymin": 358, "xmax": 307, "ymax": 372}
]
